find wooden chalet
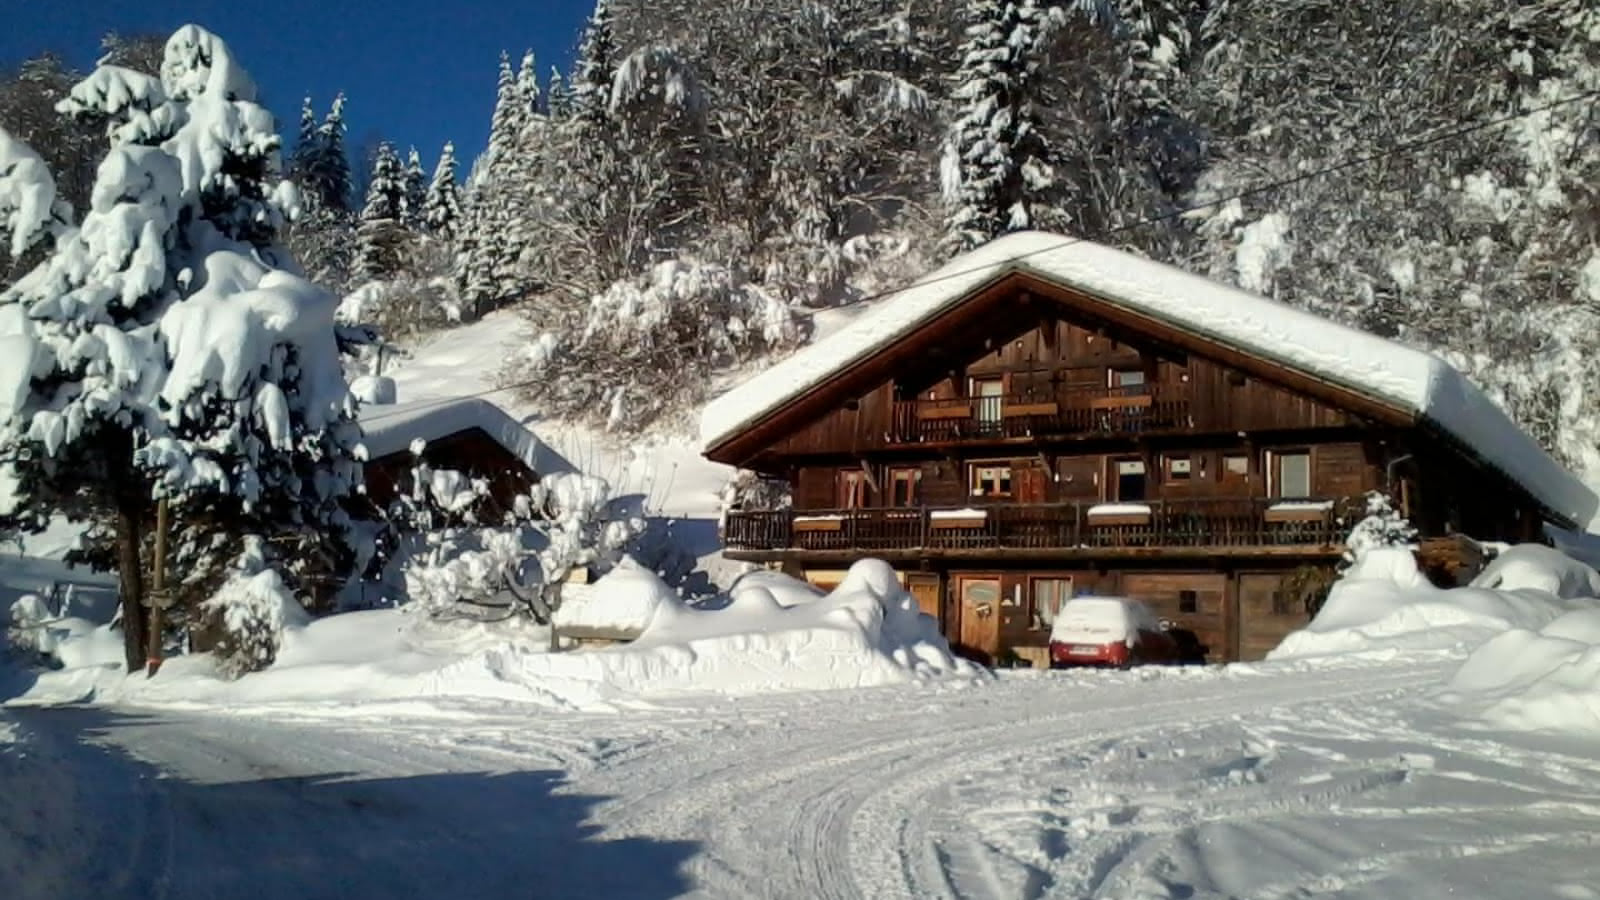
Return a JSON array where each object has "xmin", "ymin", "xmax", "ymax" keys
[
  {"xmin": 359, "ymin": 396, "xmax": 571, "ymax": 512},
  {"xmin": 702, "ymin": 232, "xmax": 1598, "ymax": 666}
]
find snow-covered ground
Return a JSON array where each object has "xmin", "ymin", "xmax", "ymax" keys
[{"xmin": 9, "ymin": 655, "xmax": 1600, "ymax": 900}]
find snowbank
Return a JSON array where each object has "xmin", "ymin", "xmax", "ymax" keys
[
  {"xmin": 700, "ymin": 231, "xmax": 1597, "ymax": 530},
  {"xmin": 1270, "ymin": 546, "xmax": 1599, "ymax": 660},
  {"xmin": 8, "ymin": 559, "xmax": 981, "ymax": 713},
  {"xmin": 551, "ymin": 557, "xmax": 675, "ymax": 636},
  {"xmin": 1442, "ymin": 610, "xmax": 1600, "ymax": 738}
]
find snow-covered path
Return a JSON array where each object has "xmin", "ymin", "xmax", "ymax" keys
[{"xmin": 8, "ymin": 661, "xmax": 1600, "ymax": 900}]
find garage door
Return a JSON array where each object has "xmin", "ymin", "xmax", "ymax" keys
[
  {"xmin": 1119, "ymin": 572, "xmax": 1231, "ymax": 663},
  {"xmin": 1237, "ymin": 572, "xmax": 1313, "ymax": 661}
]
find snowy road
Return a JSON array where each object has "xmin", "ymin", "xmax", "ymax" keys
[{"xmin": 7, "ymin": 661, "xmax": 1600, "ymax": 900}]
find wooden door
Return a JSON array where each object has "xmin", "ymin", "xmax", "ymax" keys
[
  {"xmin": 836, "ymin": 468, "xmax": 867, "ymax": 509},
  {"xmin": 907, "ymin": 573, "xmax": 941, "ymax": 625},
  {"xmin": 1014, "ymin": 460, "xmax": 1049, "ymax": 503},
  {"xmin": 1237, "ymin": 572, "xmax": 1314, "ymax": 661},
  {"xmin": 954, "ymin": 575, "xmax": 1002, "ymax": 665},
  {"xmin": 1119, "ymin": 572, "xmax": 1230, "ymax": 662}
]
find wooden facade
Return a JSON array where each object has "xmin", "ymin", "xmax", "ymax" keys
[{"xmin": 709, "ymin": 272, "xmax": 1557, "ymax": 665}]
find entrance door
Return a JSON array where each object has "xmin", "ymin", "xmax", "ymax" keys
[
  {"xmin": 907, "ymin": 573, "xmax": 941, "ymax": 625},
  {"xmin": 954, "ymin": 575, "xmax": 1002, "ymax": 664}
]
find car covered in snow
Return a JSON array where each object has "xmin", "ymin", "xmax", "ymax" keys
[{"xmin": 1047, "ymin": 596, "xmax": 1193, "ymax": 668}]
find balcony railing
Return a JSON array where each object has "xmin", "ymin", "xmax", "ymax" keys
[
  {"xmin": 722, "ymin": 497, "xmax": 1352, "ymax": 554},
  {"xmin": 889, "ymin": 385, "xmax": 1190, "ymax": 444}
]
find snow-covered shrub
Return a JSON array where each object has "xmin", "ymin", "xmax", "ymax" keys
[
  {"xmin": 514, "ymin": 258, "xmax": 802, "ymax": 432},
  {"xmin": 1343, "ymin": 491, "xmax": 1418, "ymax": 566},
  {"xmin": 203, "ymin": 537, "xmax": 309, "ymax": 679},
  {"xmin": 384, "ymin": 446, "xmax": 644, "ymax": 622},
  {"xmin": 6, "ymin": 592, "xmax": 51, "ymax": 658}
]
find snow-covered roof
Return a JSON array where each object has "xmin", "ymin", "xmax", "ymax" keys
[
  {"xmin": 359, "ymin": 397, "xmax": 571, "ymax": 475},
  {"xmin": 700, "ymin": 231, "xmax": 1599, "ymax": 530}
]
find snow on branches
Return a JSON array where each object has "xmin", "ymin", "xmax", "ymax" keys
[
  {"xmin": 385, "ymin": 445, "xmax": 643, "ymax": 622},
  {"xmin": 515, "ymin": 258, "xmax": 801, "ymax": 432},
  {"xmin": 0, "ymin": 25, "xmax": 363, "ymax": 672}
]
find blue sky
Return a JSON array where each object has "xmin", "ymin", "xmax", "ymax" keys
[{"xmin": 6, "ymin": 0, "xmax": 593, "ymax": 176}]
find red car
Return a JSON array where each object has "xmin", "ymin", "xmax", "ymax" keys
[{"xmin": 1047, "ymin": 596, "xmax": 1189, "ymax": 668}]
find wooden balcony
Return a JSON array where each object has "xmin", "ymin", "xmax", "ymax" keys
[
  {"xmin": 723, "ymin": 498, "xmax": 1351, "ymax": 556},
  {"xmin": 889, "ymin": 385, "xmax": 1190, "ymax": 444}
]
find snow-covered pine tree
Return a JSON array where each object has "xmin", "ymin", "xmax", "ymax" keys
[
  {"xmin": 546, "ymin": 67, "xmax": 571, "ymax": 119},
  {"xmin": 939, "ymin": 0, "xmax": 1062, "ymax": 254},
  {"xmin": 1344, "ymin": 491, "xmax": 1419, "ymax": 566},
  {"xmin": 422, "ymin": 140, "xmax": 461, "ymax": 240},
  {"xmin": 572, "ymin": 0, "xmax": 618, "ymax": 124},
  {"xmin": 287, "ymin": 95, "xmax": 319, "ymax": 191},
  {"xmin": 456, "ymin": 50, "xmax": 533, "ymax": 317},
  {"xmin": 401, "ymin": 146, "xmax": 426, "ymax": 228},
  {"xmin": 308, "ymin": 92, "xmax": 353, "ymax": 213},
  {"xmin": 517, "ymin": 49, "xmax": 540, "ymax": 115},
  {"xmin": 1116, "ymin": 0, "xmax": 1193, "ymax": 116},
  {"xmin": 0, "ymin": 25, "xmax": 363, "ymax": 673},
  {"xmin": 356, "ymin": 141, "xmax": 408, "ymax": 282},
  {"xmin": 486, "ymin": 51, "xmax": 519, "ymax": 166}
]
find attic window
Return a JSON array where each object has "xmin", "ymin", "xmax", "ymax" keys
[{"xmin": 1228, "ymin": 371, "xmax": 1248, "ymax": 386}]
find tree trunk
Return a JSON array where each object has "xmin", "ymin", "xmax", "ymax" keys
[{"xmin": 115, "ymin": 493, "xmax": 148, "ymax": 673}]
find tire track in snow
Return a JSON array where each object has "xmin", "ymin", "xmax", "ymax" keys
[{"xmin": 576, "ymin": 664, "xmax": 1452, "ymax": 900}]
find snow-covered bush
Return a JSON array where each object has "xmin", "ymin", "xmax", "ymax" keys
[
  {"xmin": 384, "ymin": 446, "xmax": 644, "ymax": 622},
  {"xmin": 513, "ymin": 258, "xmax": 802, "ymax": 432},
  {"xmin": 203, "ymin": 536, "xmax": 309, "ymax": 679},
  {"xmin": 6, "ymin": 592, "xmax": 51, "ymax": 658},
  {"xmin": 1343, "ymin": 491, "xmax": 1418, "ymax": 565}
]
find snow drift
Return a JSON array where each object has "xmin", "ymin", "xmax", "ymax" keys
[
  {"xmin": 1442, "ymin": 610, "xmax": 1600, "ymax": 738},
  {"xmin": 1271, "ymin": 545, "xmax": 1600, "ymax": 660},
  {"xmin": 7, "ymin": 559, "xmax": 981, "ymax": 712}
]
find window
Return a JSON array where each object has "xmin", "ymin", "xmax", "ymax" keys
[
  {"xmin": 971, "ymin": 377, "xmax": 1004, "ymax": 427},
  {"xmin": 971, "ymin": 464, "xmax": 1012, "ymax": 498},
  {"xmin": 1272, "ymin": 451, "xmax": 1312, "ymax": 498},
  {"xmin": 1108, "ymin": 367, "xmax": 1147, "ymax": 394},
  {"xmin": 1112, "ymin": 458, "xmax": 1147, "ymax": 501},
  {"xmin": 889, "ymin": 467, "xmax": 921, "ymax": 507},
  {"xmin": 1178, "ymin": 589, "xmax": 1198, "ymax": 614},
  {"xmin": 1032, "ymin": 578, "xmax": 1073, "ymax": 627},
  {"xmin": 1165, "ymin": 455, "xmax": 1192, "ymax": 481},
  {"xmin": 837, "ymin": 469, "xmax": 867, "ymax": 509},
  {"xmin": 1223, "ymin": 454, "xmax": 1250, "ymax": 481}
]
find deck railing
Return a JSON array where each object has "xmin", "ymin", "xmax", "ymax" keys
[
  {"xmin": 889, "ymin": 385, "xmax": 1191, "ymax": 444},
  {"xmin": 723, "ymin": 497, "xmax": 1351, "ymax": 553}
]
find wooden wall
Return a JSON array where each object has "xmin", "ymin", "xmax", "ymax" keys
[
  {"xmin": 834, "ymin": 563, "xmax": 1333, "ymax": 666},
  {"xmin": 765, "ymin": 306, "xmax": 1359, "ymax": 457},
  {"xmin": 787, "ymin": 440, "xmax": 1382, "ymax": 509}
]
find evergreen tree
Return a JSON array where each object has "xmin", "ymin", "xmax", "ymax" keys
[
  {"xmin": 422, "ymin": 141, "xmax": 461, "ymax": 239},
  {"xmin": 402, "ymin": 145, "xmax": 426, "ymax": 227},
  {"xmin": 940, "ymin": 0, "xmax": 1060, "ymax": 253},
  {"xmin": 486, "ymin": 51, "xmax": 519, "ymax": 165},
  {"xmin": 572, "ymin": 0, "xmax": 619, "ymax": 124},
  {"xmin": 0, "ymin": 26, "xmax": 362, "ymax": 673},
  {"xmin": 287, "ymin": 95, "xmax": 318, "ymax": 187},
  {"xmin": 546, "ymin": 67, "xmax": 571, "ymax": 119},
  {"xmin": 356, "ymin": 141, "xmax": 407, "ymax": 282},
  {"xmin": 1117, "ymin": 0, "xmax": 1193, "ymax": 116},
  {"xmin": 309, "ymin": 92, "xmax": 353, "ymax": 213},
  {"xmin": 517, "ymin": 49, "xmax": 540, "ymax": 115}
]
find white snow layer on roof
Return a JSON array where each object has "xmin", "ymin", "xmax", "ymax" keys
[
  {"xmin": 700, "ymin": 231, "xmax": 1597, "ymax": 529},
  {"xmin": 358, "ymin": 397, "xmax": 571, "ymax": 475}
]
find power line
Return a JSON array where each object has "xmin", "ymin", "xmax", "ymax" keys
[{"xmin": 357, "ymin": 87, "xmax": 1600, "ymax": 425}]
